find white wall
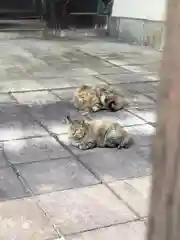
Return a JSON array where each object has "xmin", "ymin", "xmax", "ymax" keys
[{"xmin": 112, "ymin": 0, "xmax": 167, "ymax": 21}]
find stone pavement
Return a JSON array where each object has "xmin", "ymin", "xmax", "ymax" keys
[{"xmin": 0, "ymin": 31, "xmax": 161, "ymax": 240}]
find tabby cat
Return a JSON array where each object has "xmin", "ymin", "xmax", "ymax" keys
[
  {"xmin": 96, "ymin": 84, "xmax": 128, "ymax": 112},
  {"xmin": 73, "ymin": 84, "xmax": 128, "ymax": 113},
  {"xmin": 66, "ymin": 115, "xmax": 133, "ymax": 150},
  {"xmin": 73, "ymin": 84, "xmax": 102, "ymax": 114}
]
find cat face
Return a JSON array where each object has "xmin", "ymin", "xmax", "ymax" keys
[{"xmin": 69, "ymin": 120, "xmax": 88, "ymax": 140}]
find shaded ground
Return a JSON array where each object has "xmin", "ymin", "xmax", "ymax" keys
[{"xmin": 0, "ymin": 31, "xmax": 161, "ymax": 239}]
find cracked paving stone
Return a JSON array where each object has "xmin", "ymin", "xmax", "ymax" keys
[
  {"xmin": 12, "ymin": 90, "xmax": 59, "ymax": 106},
  {"xmin": 0, "ymin": 197, "xmax": 58, "ymax": 240},
  {"xmin": 66, "ymin": 221, "xmax": 146, "ymax": 240},
  {"xmin": 16, "ymin": 158, "xmax": 99, "ymax": 194},
  {"xmin": 77, "ymin": 148, "xmax": 151, "ymax": 182},
  {"xmin": 109, "ymin": 176, "xmax": 151, "ymax": 217},
  {"xmin": 0, "ymin": 105, "xmax": 48, "ymax": 141},
  {"xmin": 0, "ymin": 167, "xmax": 28, "ymax": 200},
  {"xmin": 37, "ymin": 184, "xmax": 136, "ymax": 235},
  {"xmin": 4, "ymin": 136, "xmax": 71, "ymax": 164}
]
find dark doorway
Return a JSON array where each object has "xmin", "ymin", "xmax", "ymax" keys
[{"xmin": 0, "ymin": 0, "xmax": 42, "ymax": 19}]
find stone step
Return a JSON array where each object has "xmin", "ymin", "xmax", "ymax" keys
[{"xmin": 0, "ymin": 19, "xmax": 46, "ymax": 31}]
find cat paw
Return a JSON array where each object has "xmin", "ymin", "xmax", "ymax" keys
[
  {"xmin": 78, "ymin": 143, "xmax": 91, "ymax": 150},
  {"xmin": 87, "ymin": 142, "xmax": 96, "ymax": 149},
  {"xmin": 117, "ymin": 144, "xmax": 123, "ymax": 149},
  {"xmin": 78, "ymin": 142, "xmax": 96, "ymax": 150},
  {"xmin": 78, "ymin": 144, "xmax": 87, "ymax": 150},
  {"xmin": 105, "ymin": 139, "xmax": 116, "ymax": 148},
  {"xmin": 118, "ymin": 138, "xmax": 134, "ymax": 149},
  {"xmin": 92, "ymin": 105, "xmax": 101, "ymax": 112}
]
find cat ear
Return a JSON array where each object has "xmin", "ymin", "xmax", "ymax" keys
[{"xmin": 65, "ymin": 115, "xmax": 72, "ymax": 124}]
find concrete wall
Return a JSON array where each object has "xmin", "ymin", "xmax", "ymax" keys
[
  {"xmin": 112, "ymin": 0, "xmax": 166, "ymax": 21},
  {"xmin": 108, "ymin": 0, "xmax": 167, "ymax": 50}
]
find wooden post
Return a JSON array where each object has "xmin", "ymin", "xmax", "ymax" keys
[{"xmin": 147, "ymin": 0, "xmax": 180, "ymax": 239}]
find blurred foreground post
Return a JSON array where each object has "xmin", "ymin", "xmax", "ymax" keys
[{"xmin": 147, "ymin": 0, "xmax": 180, "ymax": 239}]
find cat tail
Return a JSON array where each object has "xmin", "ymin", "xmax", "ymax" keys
[
  {"xmin": 107, "ymin": 98, "xmax": 129, "ymax": 111},
  {"xmin": 107, "ymin": 101, "xmax": 118, "ymax": 112}
]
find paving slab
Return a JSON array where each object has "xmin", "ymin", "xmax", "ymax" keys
[
  {"xmin": 16, "ymin": 158, "xmax": 99, "ymax": 194},
  {"xmin": 115, "ymin": 110, "xmax": 147, "ymax": 126},
  {"xmin": 0, "ymin": 167, "xmax": 28, "ymax": 200},
  {"xmin": 0, "ymin": 197, "xmax": 58, "ymax": 240},
  {"xmin": 37, "ymin": 184, "xmax": 137, "ymax": 235},
  {"xmin": 122, "ymin": 65, "xmax": 154, "ymax": 75},
  {"xmin": 0, "ymin": 105, "xmax": 48, "ymax": 141},
  {"xmin": 121, "ymin": 92, "xmax": 155, "ymax": 108},
  {"xmin": 137, "ymin": 145, "xmax": 152, "ymax": 161},
  {"xmin": 95, "ymin": 66, "xmax": 132, "ymax": 75},
  {"xmin": 32, "ymin": 67, "xmax": 99, "ymax": 79},
  {"xmin": 66, "ymin": 221, "xmax": 146, "ymax": 240},
  {"xmin": 118, "ymin": 82, "xmax": 158, "ymax": 94},
  {"xmin": 28, "ymin": 101, "xmax": 83, "ymax": 135},
  {"xmin": 4, "ymin": 136, "xmax": 71, "ymax": 164},
  {"xmin": 0, "ymin": 33, "xmax": 160, "ymax": 238},
  {"xmin": 0, "ymin": 65, "xmax": 31, "ymax": 80},
  {"xmin": 125, "ymin": 124, "xmax": 155, "ymax": 146},
  {"xmin": 52, "ymin": 89, "xmax": 75, "ymax": 101},
  {"xmin": 0, "ymin": 149, "xmax": 8, "ymax": 168},
  {"xmin": 0, "ymin": 79, "xmax": 44, "ymax": 93},
  {"xmin": 97, "ymin": 73, "xmax": 153, "ymax": 84},
  {"xmin": 36, "ymin": 76, "xmax": 104, "ymax": 89},
  {"xmin": 129, "ymin": 106, "xmax": 157, "ymax": 124},
  {"xmin": 145, "ymin": 92, "xmax": 158, "ymax": 102},
  {"xmin": 109, "ymin": 176, "xmax": 151, "ymax": 217},
  {"xmin": 0, "ymin": 93, "xmax": 16, "ymax": 105},
  {"xmin": 78, "ymin": 148, "xmax": 151, "ymax": 182},
  {"xmin": 12, "ymin": 90, "xmax": 59, "ymax": 106},
  {"xmin": 91, "ymin": 110, "xmax": 146, "ymax": 126}
]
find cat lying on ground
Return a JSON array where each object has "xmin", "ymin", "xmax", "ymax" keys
[
  {"xmin": 73, "ymin": 84, "xmax": 128, "ymax": 114},
  {"xmin": 66, "ymin": 115, "xmax": 133, "ymax": 150}
]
